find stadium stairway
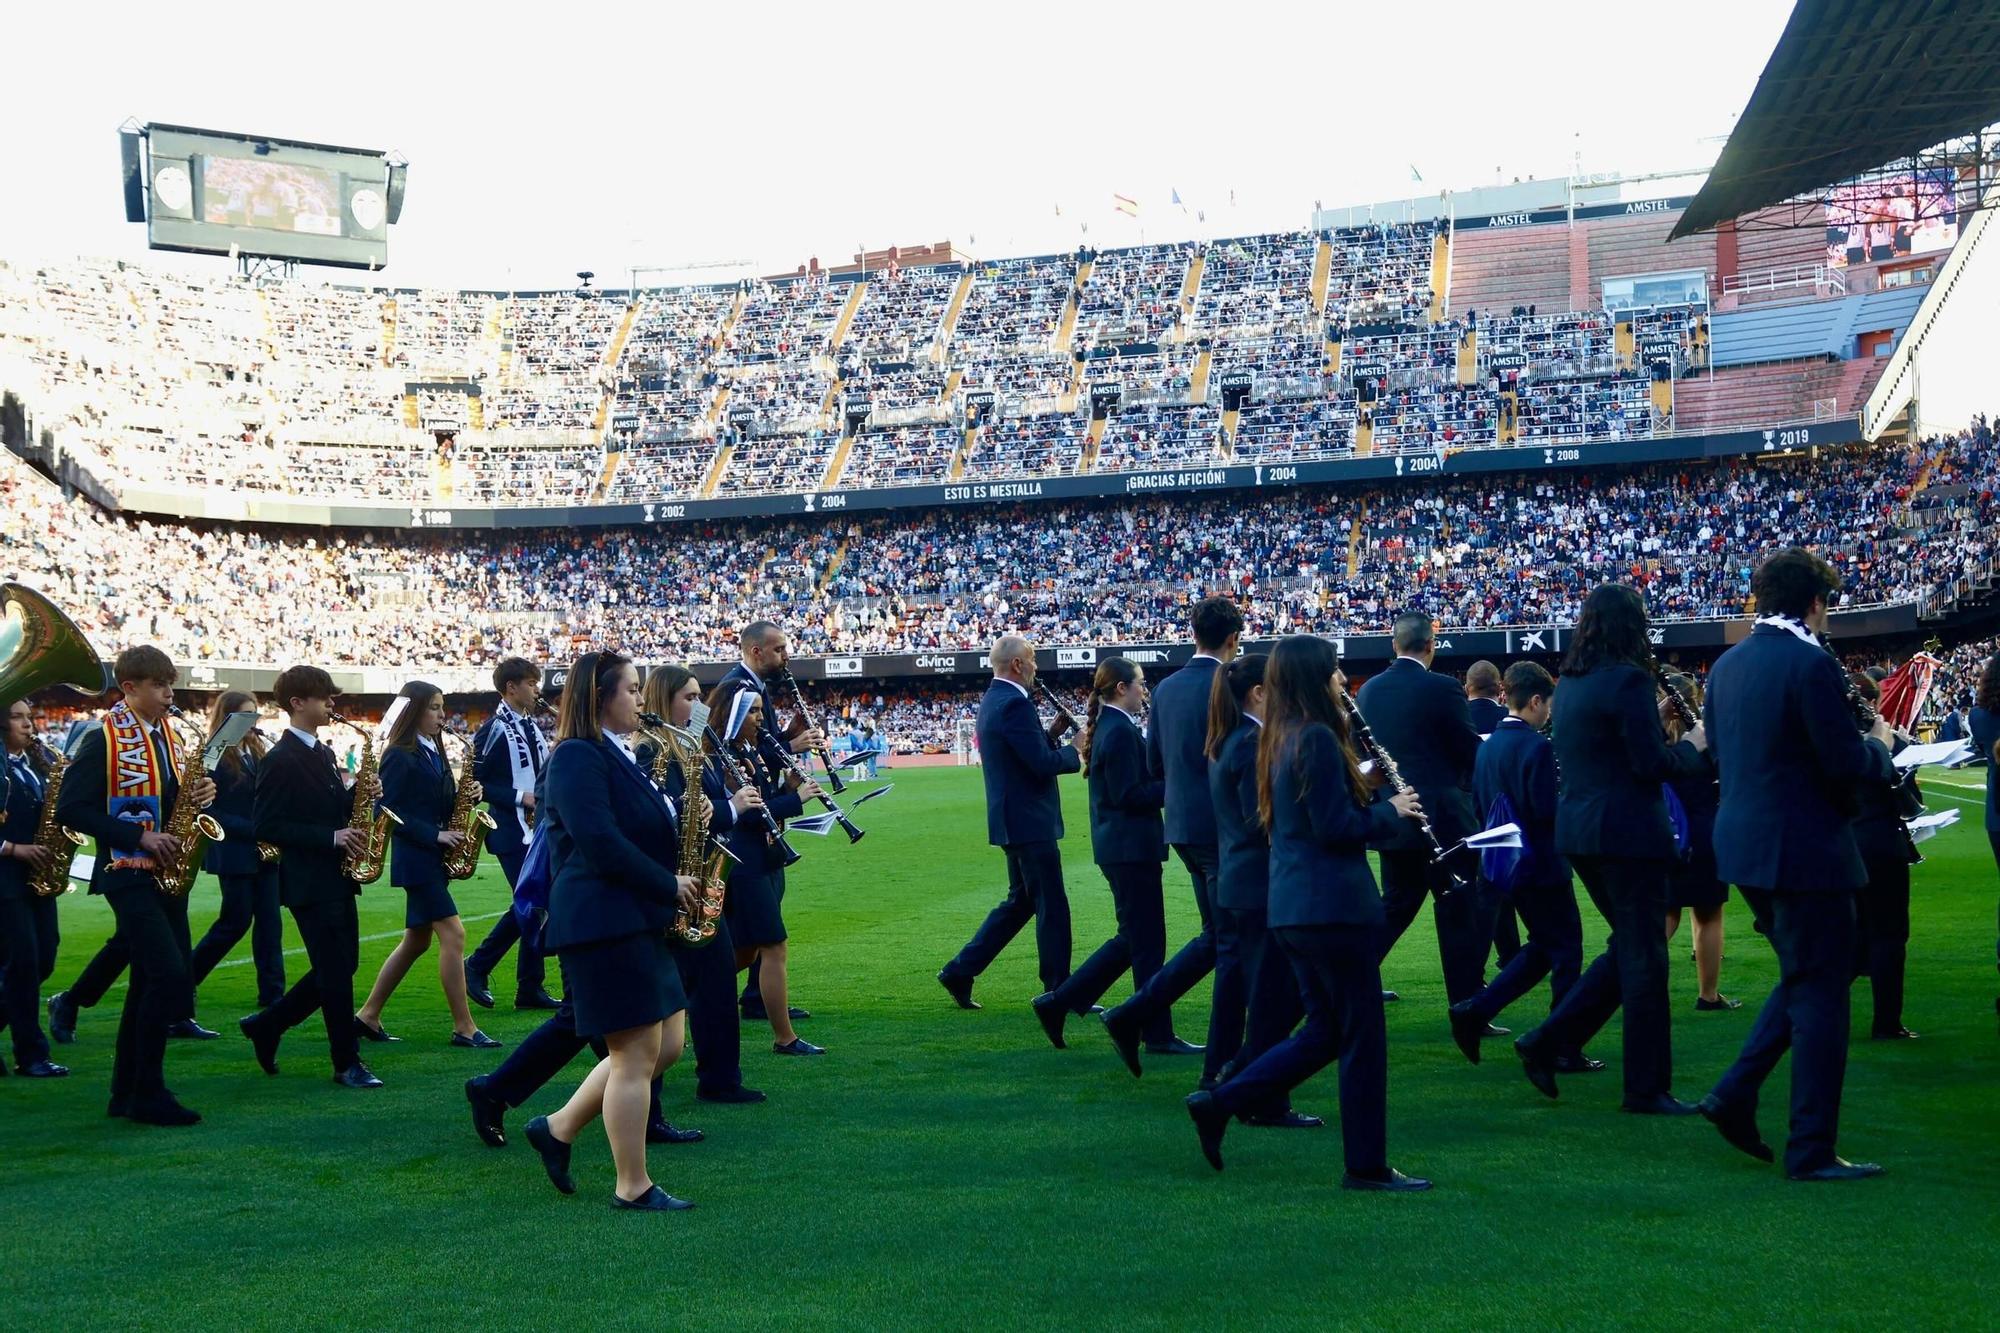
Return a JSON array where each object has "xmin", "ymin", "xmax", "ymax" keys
[
  {"xmin": 591, "ymin": 450, "xmax": 623, "ymax": 501},
  {"xmin": 939, "ymin": 368, "xmax": 963, "ymax": 403},
  {"xmin": 947, "ymin": 427, "xmax": 976, "ymax": 481},
  {"xmin": 1356, "ymin": 410, "xmax": 1375, "ymax": 455},
  {"xmin": 1178, "ymin": 252, "xmax": 1205, "ymax": 329},
  {"xmin": 382, "ymin": 296, "xmax": 398, "ymax": 366},
  {"xmin": 1346, "ymin": 504, "xmax": 1367, "ymax": 577},
  {"xmin": 252, "ymin": 287, "xmax": 280, "ymax": 360},
  {"xmin": 469, "ymin": 390, "xmax": 485, "ymax": 430},
  {"xmin": 706, "ymin": 384, "xmax": 733, "ymax": 427},
  {"xmin": 1080, "ymin": 416, "xmax": 1107, "ymax": 471},
  {"xmin": 1056, "ymin": 259, "xmax": 1091, "ymax": 351},
  {"xmin": 1310, "ymin": 236, "xmax": 1333, "ymax": 313},
  {"xmin": 1428, "ymin": 230, "xmax": 1451, "ymax": 323},
  {"xmin": 828, "ymin": 283, "xmax": 867, "ymax": 354},
  {"xmin": 1221, "ymin": 408, "xmax": 1239, "ymax": 454},
  {"xmin": 1615, "ymin": 316, "xmax": 1635, "ymax": 371},
  {"xmin": 716, "ymin": 289, "xmax": 747, "ymax": 353},
  {"xmin": 819, "ymin": 429, "xmax": 856, "ymax": 490},
  {"xmin": 934, "ymin": 271, "xmax": 975, "ymax": 360},
  {"xmin": 1326, "ymin": 333, "xmax": 1342, "ymax": 376},
  {"xmin": 401, "ymin": 391, "xmax": 420, "ymax": 429},
  {"xmin": 818, "ymin": 539, "xmax": 848, "ymax": 591},
  {"xmin": 1190, "ymin": 349, "xmax": 1214, "ymax": 402},
  {"xmin": 591, "ymin": 303, "xmax": 639, "ymax": 436},
  {"xmin": 1456, "ymin": 328, "xmax": 1477, "ymax": 385},
  {"xmin": 699, "ymin": 444, "xmax": 736, "ymax": 498}
]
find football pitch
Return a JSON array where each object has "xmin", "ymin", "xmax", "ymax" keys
[{"xmin": 3, "ymin": 765, "xmax": 1997, "ymax": 1329}]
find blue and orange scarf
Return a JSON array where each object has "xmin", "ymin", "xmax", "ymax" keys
[{"xmin": 103, "ymin": 701, "xmax": 180, "ymax": 871}]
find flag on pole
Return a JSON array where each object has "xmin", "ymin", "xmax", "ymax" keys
[
  {"xmin": 1113, "ymin": 193, "xmax": 1140, "ymax": 217},
  {"xmin": 1171, "ymin": 188, "xmax": 1186, "ymax": 212},
  {"xmin": 1410, "ymin": 164, "xmax": 1424, "ymax": 182},
  {"xmin": 1877, "ymin": 651, "xmax": 1941, "ymax": 729}
]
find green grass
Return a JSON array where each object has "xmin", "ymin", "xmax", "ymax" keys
[{"xmin": 3, "ymin": 765, "xmax": 1998, "ymax": 1330}]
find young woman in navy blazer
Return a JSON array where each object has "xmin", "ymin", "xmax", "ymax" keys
[
  {"xmin": 524, "ymin": 651, "xmax": 703, "ymax": 1212},
  {"xmin": 1186, "ymin": 635, "xmax": 1431, "ymax": 1192},
  {"xmin": 1, "ymin": 699, "xmax": 67, "ymax": 1078},
  {"xmin": 356, "ymin": 681, "xmax": 497, "ymax": 1048}
]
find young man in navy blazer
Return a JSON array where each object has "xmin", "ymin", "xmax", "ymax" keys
[
  {"xmin": 1699, "ymin": 549, "xmax": 1899, "ymax": 1181},
  {"xmin": 1464, "ymin": 658, "xmax": 1522, "ymax": 968},
  {"xmin": 1102, "ymin": 596, "xmax": 1243, "ymax": 1071},
  {"xmin": 938, "ymin": 635, "xmax": 1081, "ymax": 1009},
  {"xmin": 1354, "ymin": 614, "xmax": 1487, "ymax": 1009},
  {"xmin": 465, "ymin": 658, "xmax": 559, "ymax": 1011}
]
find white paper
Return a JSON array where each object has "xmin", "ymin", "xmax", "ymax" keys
[
  {"xmin": 1893, "ymin": 739, "xmax": 1973, "ymax": 770},
  {"xmin": 378, "ymin": 695, "xmax": 410, "ymax": 738},
  {"xmin": 1466, "ymin": 822, "xmax": 1524, "ymax": 850},
  {"xmin": 201, "ymin": 711, "xmax": 257, "ymax": 772},
  {"xmin": 1905, "ymin": 808, "xmax": 1961, "ymax": 844},
  {"xmin": 786, "ymin": 813, "xmax": 840, "ymax": 837},
  {"xmin": 69, "ymin": 853, "xmax": 95, "ymax": 885}
]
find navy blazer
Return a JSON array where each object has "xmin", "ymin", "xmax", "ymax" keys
[
  {"xmin": 1851, "ymin": 737, "xmax": 1921, "ymax": 867},
  {"xmin": 543, "ymin": 737, "xmax": 686, "ymax": 951},
  {"xmin": 203, "ymin": 747, "xmax": 269, "ymax": 878},
  {"xmin": 1708, "ymin": 626, "xmax": 1896, "ymax": 893},
  {"xmin": 1353, "ymin": 658, "xmax": 1480, "ymax": 849},
  {"xmin": 57, "ymin": 723, "xmax": 182, "ymax": 897},
  {"xmin": 1086, "ymin": 706, "xmax": 1166, "ymax": 867},
  {"xmin": 1208, "ymin": 718, "xmax": 1269, "ymax": 912},
  {"xmin": 976, "ymin": 680, "xmax": 1081, "ymax": 847},
  {"xmin": 381, "ymin": 743, "xmax": 457, "ymax": 889},
  {"xmin": 254, "ymin": 731, "xmax": 355, "ymax": 908},
  {"xmin": 475, "ymin": 709, "xmax": 546, "ymax": 858},
  {"xmin": 1971, "ymin": 706, "xmax": 2000, "ymax": 833},
  {"xmin": 1145, "ymin": 655, "xmax": 1221, "ymax": 847},
  {"xmin": 1473, "ymin": 717, "xmax": 1567, "ymax": 889},
  {"xmin": 1551, "ymin": 663, "xmax": 1703, "ymax": 860},
  {"xmin": 0, "ymin": 751, "xmax": 51, "ymax": 901},
  {"xmin": 1266, "ymin": 722, "xmax": 1404, "ymax": 928},
  {"xmin": 1467, "ymin": 696, "xmax": 1508, "ymax": 737}
]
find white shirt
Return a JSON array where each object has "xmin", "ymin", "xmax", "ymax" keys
[
  {"xmin": 1190, "ymin": 653, "xmax": 1222, "ymax": 666},
  {"xmin": 1243, "ymin": 711, "xmax": 1263, "ymax": 728},
  {"xmin": 286, "ymin": 725, "xmax": 321, "ymax": 751}
]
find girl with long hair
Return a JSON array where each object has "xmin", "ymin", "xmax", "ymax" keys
[
  {"xmin": 356, "ymin": 681, "xmax": 497, "ymax": 1048},
  {"xmin": 188, "ymin": 691, "xmax": 287, "ymax": 1011},
  {"xmin": 1513, "ymin": 584, "xmax": 1708, "ymax": 1111},
  {"xmin": 525, "ymin": 651, "xmax": 702, "ymax": 1210},
  {"xmin": 1186, "ymin": 635, "xmax": 1428, "ymax": 1189},
  {"xmin": 1659, "ymin": 671, "xmax": 1736, "ymax": 1012}
]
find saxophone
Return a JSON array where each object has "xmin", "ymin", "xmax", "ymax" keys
[
  {"xmin": 156, "ymin": 708, "xmax": 227, "ymax": 898},
  {"xmin": 331, "ymin": 711, "xmax": 400, "ymax": 885},
  {"xmin": 440, "ymin": 725, "xmax": 497, "ymax": 882},
  {"xmin": 640, "ymin": 719, "xmax": 726, "ymax": 947},
  {"xmin": 30, "ymin": 740, "xmax": 85, "ymax": 898}
]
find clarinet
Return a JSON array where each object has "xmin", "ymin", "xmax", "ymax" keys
[
  {"xmin": 642, "ymin": 711, "xmax": 802, "ymax": 868},
  {"xmin": 1655, "ymin": 666, "xmax": 1699, "ymax": 733},
  {"xmin": 1034, "ymin": 679, "xmax": 1080, "ymax": 745},
  {"xmin": 1823, "ymin": 645, "xmax": 1924, "ymax": 866},
  {"xmin": 778, "ymin": 668, "xmax": 848, "ymax": 795},
  {"xmin": 1332, "ymin": 678, "xmax": 1467, "ymax": 889}
]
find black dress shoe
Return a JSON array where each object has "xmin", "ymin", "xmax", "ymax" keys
[
  {"xmin": 514, "ymin": 987, "xmax": 561, "ymax": 1011},
  {"xmin": 451, "ymin": 1030, "xmax": 504, "ymax": 1050},
  {"xmin": 465, "ymin": 1077, "xmax": 507, "ymax": 1147},
  {"xmin": 48, "ymin": 991, "xmax": 78, "ymax": 1044},
  {"xmin": 1871, "ymin": 1026, "xmax": 1919, "ymax": 1040},
  {"xmin": 127, "ymin": 1095, "xmax": 202, "ymax": 1126},
  {"xmin": 1480, "ymin": 1022, "xmax": 1510, "ymax": 1038},
  {"xmin": 1185, "ymin": 1090, "xmax": 1228, "ymax": 1171},
  {"xmin": 1342, "ymin": 1167, "xmax": 1432, "ymax": 1192},
  {"xmin": 463, "ymin": 966, "xmax": 495, "ymax": 1010},
  {"xmin": 1514, "ymin": 1038, "xmax": 1558, "ymax": 1099},
  {"xmin": 646, "ymin": 1119, "xmax": 705, "ymax": 1145},
  {"xmin": 1551, "ymin": 1053, "xmax": 1606, "ymax": 1074},
  {"xmin": 1698, "ymin": 1094, "xmax": 1773, "ymax": 1163},
  {"xmin": 772, "ymin": 1038, "xmax": 825, "ymax": 1056},
  {"xmin": 525, "ymin": 1115, "xmax": 576, "ymax": 1194},
  {"xmin": 1447, "ymin": 1002, "xmax": 1485, "ymax": 1065},
  {"xmin": 937, "ymin": 971, "xmax": 981, "ymax": 1010},
  {"xmin": 1030, "ymin": 992, "xmax": 1068, "ymax": 1049},
  {"xmin": 1080, "ymin": 1004, "xmax": 1106, "ymax": 1016},
  {"xmin": 1381, "ymin": 989, "xmax": 1400, "ymax": 1003},
  {"xmin": 1145, "ymin": 1036, "xmax": 1204, "ymax": 1057},
  {"xmin": 612, "ymin": 1184, "xmax": 694, "ymax": 1211},
  {"xmin": 1620, "ymin": 1094, "xmax": 1701, "ymax": 1116},
  {"xmin": 167, "ymin": 1019, "xmax": 220, "ymax": 1040},
  {"xmin": 1241, "ymin": 1108, "xmax": 1323, "ymax": 1129},
  {"xmin": 333, "ymin": 1063, "xmax": 384, "ymax": 1090},
  {"xmin": 787, "ymin": 1006, "xmax": 811, "ymax": 1021},
  {"xmin": 1101, "ymin": 1006, "xmax": 1144, "ymax": 1077},
  {"xmin": 353, "ymin": 1016, "xmax": 401, "ymax": 1043},
  {"xmin": 696, "ymin": 1083, "xmax": 767, "ymax": 1104},
  {"xmin": 239, "ymin": 1016, "xmax": 281, "ymax": 1076},
  {"xmin": 257, "ymin": 994, "xmax": 285, "ymax": 1010},
  {"xmin": 15, "ymin": 1059, "xmax": 69, "ymax": 1078},
  {"xmin": 1695, "ymin": 995, "xmax": 1743, "ymax": 1012},
  {"xmin": 1788, "ymin": 1157, "xmax": 1884, "ymax": 1182}
]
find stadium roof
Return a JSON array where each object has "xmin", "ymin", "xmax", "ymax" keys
[{"xmin": 1671, "ymin": 0, "xmax": 2000, "ymax": 238}]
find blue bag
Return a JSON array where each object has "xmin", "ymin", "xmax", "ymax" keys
[
  {"xmin": 511, "ymin": 822, "xmax": 553, "ymax": 951},
  {"xmin": 1662, "ymin": 782, "xmax": 1691, "ymax": 858},
  {"xmin": 1479, "ymin": 793, "xmax": 1526, "ymax": 897}
]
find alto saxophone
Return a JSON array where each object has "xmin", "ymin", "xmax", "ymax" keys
[
  {"xmin": 640, "ymin": 721, "xmax": 726, "ymax": 947},
  {"xmin": 332, "ymin": 711, "xmax": 400, "ymax": 885},
  {"xmin": 29, "ymin": 740, "xmax": 85, "ymax": 898},
  {"xmin": 156, "ymin": 708, "xmax": 227, "ymax": 898},
  {"xmin": 440, "ymin": 725, "xmax": 497, "ymax": 882}
]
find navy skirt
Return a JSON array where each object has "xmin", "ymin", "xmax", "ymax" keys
[
  {"xmin": 725, "ymin": 863, "xmax": 787, "ymax": 948},
  {"xmin": 1667, "ymin": 860, "xmax": 1728, "ymax": 912},
  {"xmin": 560, "ymin": 930, "xmax": 687, "ymax": 1038},
  {"xmin": 403, "ymin": 881, "xmax": 460, "ymax": 928}
]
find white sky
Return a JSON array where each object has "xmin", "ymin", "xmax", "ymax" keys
[{"xmin": 1, "ymin": 0, "xmax": 1797, "ymax": 289}]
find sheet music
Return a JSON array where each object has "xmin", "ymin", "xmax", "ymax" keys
[{"xmin": 1893, "ymin": 739, "xmax": 1973, "ymax": 770}]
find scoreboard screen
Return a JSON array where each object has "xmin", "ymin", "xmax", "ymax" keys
[{"xmin": 141, "ymin": 124, "xmax": 395, "ymax": 270}]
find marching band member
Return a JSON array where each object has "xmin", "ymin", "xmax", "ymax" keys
[
  {"xmin": 1185, "ymin": 635, "xmax": 1430, "ymax": 1190},
  {"xmin": 1, "ymin": 699, "xmax": 66, "ymax": 1078},
  {"xmin": 640, "ymin": 665, "xmax": 767, "ymax": 1102},
  {"xmin": 522, "ymin": 651, "xmax": 701, "ymax": 1212},
  {"xmin": 188, "ymin": 692, "xmax": 287, "ymax": 1012},
  {"xmin": 1847, "ymin": 672, "xmax": 1919, "ymax": 1040},
  {"xmin": 709, "ymin": 679, "xmax": 821, "ymax": 1055},
  {"xmin": 1659, "ymin": 671, "xmax": 1738, "ymax": 1012},
  {"xmin": 1699, "ymin": 550, "xmax": 1898, "ymax": 1179},
  {"xmin": 937, "ymin": 634, "xmax": 1080, "ymax": 1011},
  {"xmin": 240, "ymin": 666, "xmax": 384, "ymax": 1089},
  {"xmin": 55, "ymin": 647, "xmax": 217, "ymax": 1124},
  {"xmin": 465, "ymin": 658, "xmax": 560, "ymax": 1012},
  {"xmin": 355, "ymin": 682, "xmax": 498, "ymax": 1048},
  {"xmin": 1511, "ymin": 585, "xmax": 1708, "ymax": 1113}
]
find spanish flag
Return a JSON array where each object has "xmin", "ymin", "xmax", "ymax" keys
[{"xmin": 1113, "ymin": 193, "xmax": 1140, "ymax": 217}]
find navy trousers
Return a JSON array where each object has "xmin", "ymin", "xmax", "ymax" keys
[
  {"xmin": 674, "ymin": 914, "xmax": 743, "ymax": 1095},
  {"xmin": 1378, "ymin": 846, "xmax": 1487, "ymax": 1004},
  {"xmin": 1207, "ymin": 903, "xmax": 1305, "ymax": 1103},
  {"xmin": 190, "ymin": 869, "xmax": 287, "ymax": 1005},
  {"xmin": 103, "ymin": 886, "xmax": 193, "ymax": 1104},
  {"xmin": 1051, "ymin": 860, "xmax": 1170, "ymax": 1043},
  {"xmin": 1457, "ymin": 877, "xmax": 1584, "ymax": 1028},
  {"xmin": 0, "ymin": 894, "xmax": 60, "ymax": 1067},
  {"xmin": 943, "ymin": 840, "xmax": 1074, "ymax": 994},
  {"xmin": 467, "ymin": 849, "xmax": 547, "ymax": 992},
  {"xmin": 1112, "ymin": 843, "xmax": 1217, "ymax": 1050}
]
